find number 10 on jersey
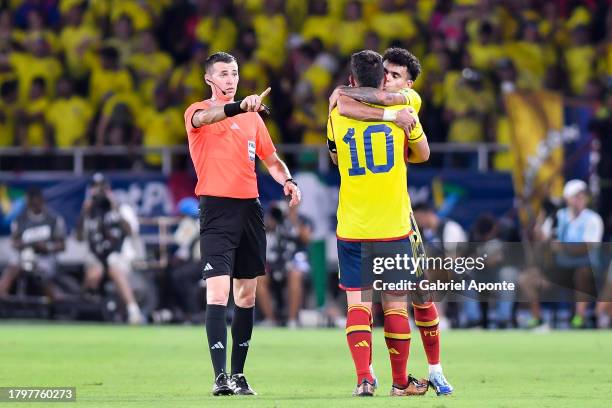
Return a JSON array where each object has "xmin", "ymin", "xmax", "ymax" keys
[{"xmin": 342, "ymin": 124, "xmax": 395, "ymax": 176}]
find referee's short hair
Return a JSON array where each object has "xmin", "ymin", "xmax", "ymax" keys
[
  {"xmin": 205, "ymin": 52, "xmax": 237, "ymax": 73},
  {"xmin": 350, "ymin": 50, "xmax": 384, "ymax": 88},
  {"xmin": 383, "ymin": 47, "xmax": 421, "ymax": 81}
]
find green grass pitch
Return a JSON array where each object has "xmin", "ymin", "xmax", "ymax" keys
[{"xmin": 1, "ymin": 324, "xmax": 611, "ymax": 407}]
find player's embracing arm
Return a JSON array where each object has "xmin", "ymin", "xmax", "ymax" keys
[
  {"xmin": 329, "ymin": 90, "xmax": 417, "ymax": 132},
  {"xmin": 405, "ymin": 122, "xmax": 430, "ymax": 163},
  {"xmin": 326, "ymin": 115, "xmax": 338, "ymax": 165},
  {"xmin": 338, "ymin": 86, "xmax": 408, "ymax": 106}
]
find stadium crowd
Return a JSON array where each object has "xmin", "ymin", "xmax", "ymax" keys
[{"xmin": 0, "ymin": 0, "xmax": 610, "ymax": 170}]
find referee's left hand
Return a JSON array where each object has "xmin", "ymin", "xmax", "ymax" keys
[{"xmin": 284, "ymin": 181, "xmax": 301, "ymax": 207}]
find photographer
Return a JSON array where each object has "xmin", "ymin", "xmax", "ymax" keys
[
  {"xmin": 257, "ymin": 203, "xmax": 312, "ymax": 328},
  {"xmin": 76, "ymin": 173, "xmax": 143, "ymax": 324},
  {"xmin": 0, "ymin": 188, "xmax": 66, "ymax": 298}
]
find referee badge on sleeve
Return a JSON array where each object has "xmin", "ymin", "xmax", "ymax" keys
[{"xmin": 248, "ymin": 140, "xmax": 256, "ymax": 161}]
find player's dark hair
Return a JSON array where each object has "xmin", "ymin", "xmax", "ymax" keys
[
  {"xmin": 350, "ymin": 50, "xmax": 384, "ymax": 88},
  {"xmin": 383, "ymin": 47, "xmax": 421, "ymax": 81},
  {"xmin": 205, "ymin": 52, "xmax": 237, "ymax": 73}
]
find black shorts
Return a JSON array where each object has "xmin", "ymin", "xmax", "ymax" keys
[{"xmin": 199, "ymin": 195, "xmax": 266, "ymax": 280}]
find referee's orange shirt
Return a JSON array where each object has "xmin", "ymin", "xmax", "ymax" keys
[{"xmin": 184, "ymin": 100, "xmax": 276, "ymax": 199}]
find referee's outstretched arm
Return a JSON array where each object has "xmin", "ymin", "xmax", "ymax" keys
[{"xmin": 191, "ymin": 88, "xmax": 271, "ymax": 128}]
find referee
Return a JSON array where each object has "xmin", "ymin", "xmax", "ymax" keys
[{"xmin": 184, "ymin": 52, "xmax": 301, "ymax": 396}]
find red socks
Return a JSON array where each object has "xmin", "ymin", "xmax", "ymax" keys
[
  {"xmin": 346, "ymin": 305, "xmax": 374, "ymax": 383},
  {"xmin": 413, "ymin": 302, "xmax": 440, "ymax": 365},
  {"xmin": 383, "ymin": 308, "xmax": 411, "ymax": 387}
]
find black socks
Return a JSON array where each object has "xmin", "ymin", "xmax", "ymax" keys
[{"xmin": 231, "ymin": 306, "xmax": 254, "ymax": 375}]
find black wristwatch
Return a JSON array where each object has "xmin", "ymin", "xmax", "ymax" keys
[{"xmin": 284, "ymin": 178, "xmax": 298, "ymax": 187}]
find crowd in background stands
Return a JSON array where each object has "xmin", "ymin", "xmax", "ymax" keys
[{"xmin": 0, "ymin": 0, "xmax": 611, "ymax": 170}]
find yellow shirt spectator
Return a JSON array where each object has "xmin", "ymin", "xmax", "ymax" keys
[
  {"xmin": 137, "ymin": 105, "xmax": 183, "ymax": 166},
  {"xmin": 0, "ymin": 100, "xmax": 17, "ymax": 147},
  {"xmin": 253, "ymin": 13, "xmax": 288, "ymax": 69},
  {"xmin": 301, "ymin": 14, "xmax": 338, "ymax": 49},
  {"xmin": 565, "ymin": 45, "xmax": 595, "ymax": 96},
  {"xmin": 10, "ymin": 51, "xmax": 62, "ymax": 103},
  {"xmin": 369, "ymin": 10, "xmax": 416, "ymax": 47},
  {"xmin": 59, "ymin": 24, "xmax": 100, "ymax": 78},
  {"xmin": 195, "ymin": 17, "xmax": 238, "ymax": 54},
  {"xmin": 89, "ymin": 47, "xmax": 134, "ymax": 106},
  {"xmin": 445, "ymin": 74, "xmax": 495, "ymax": 143},
  {"xmin": 21, "ymin": 97, "xmax": 48, "ymax": 147},
  {"xmin": 46, "ymin": 96, "xmax": 93, "ymax": 147}
]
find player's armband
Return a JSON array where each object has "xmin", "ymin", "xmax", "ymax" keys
[{"xmin": 327, "ymin": 139, "xmax": 337, "ymax": 153}]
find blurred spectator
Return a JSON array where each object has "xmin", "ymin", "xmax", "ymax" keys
[
  {"xmin": 467, "ymin": 21, "xmax": 502, "ymax": 73},
  {"xmin": 137, "ymin": 84, "xmax": 183, "ymax": 167},
  {"xmin": 589, "ymin": 89, "xmax": 612, "ymax": 238},
  {"xmin": 369, "ymin": 0, "xmax": 417, "ymax": 49},
  {"xmin": 46, "ymin": 76, "xmax": 92, "ymax": 147},
  {"xmin": 89, "ymin": 46, "xmax": 133, "ymax": 107},
  {"xmin": 11, "ymin": 36, "xmax": 62, "ymax": 102},
  {"xmin": 257, "ymin": 202, "xmax": 313, "ymax": 328},
  {"xmin": 15, "ymin": 76, "xmax": 50, "ymax": 148},
  {"xmin": 413, "ymin": 203, "xmax": 468, "ymax": 329},
  {"xmin": 463, "ymin": 214, "xmax": 517, "ymax": 328},
  {"xmin": 193, "ymin": 0, "xmax": 237, "ymax": 54},
  {"xmin": 59, "ymin": 0, "xmax": 100, "ymax": 81},
  {"xmin": 301, "ymin": 0, "xmax": 336, "ymax": 50},
  {"xmin": 127, "ymin": 30, "xmax": 173, "ymax": 104},
  {"xmin": 76, "ymin": 173, "xmax": 143, "ymax": 324},
  {"xmin": 0, "ymin": 79, "xmax": 18, "ymax": 147},
  {"xmin": 552, "ymin": 179, "xmax": 604, "ymax": 328},
  {"xmin": 106, "ymin": 13, "xmax": 135, "ymax": 66},
  {"xmin": 0, "ymin": 187, "xmax": 65, "ymax": 299},
  {"xmin": 564, "ymin": 24, "xmax": 596, "ymax": 96},
  {"xmin": 169, "ymin": 42, "xmax": 208, "ymax": 106},
  {"xmin": 168, "ymin": 197, "xmax": 202, "ymax": 322},
  {"xmin": 413, "ymin": 203, "xmax": 468, "ymax": 253},
  {"xmin": 595, "ymin": 260, "xmax": 611, "ymax": 328},
  {"xmin": 336, "ymin": 1, "xmax": 367, "ymax": 57},
  {"xmin": 518, "ymin": 191, "xmax": 562, "ymax": 329},
  {"xmin": 252, "ymin": 0, "xmax": 288, "ymax": 70}
]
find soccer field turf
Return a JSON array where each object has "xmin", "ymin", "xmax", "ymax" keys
[{"xmin": 1, "ymin": 324, "xmax": 611, "ymax": 408}]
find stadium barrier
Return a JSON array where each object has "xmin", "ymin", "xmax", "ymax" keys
[{"xmin": 0, "ymin": 143, "xmax": 509, "ymax": 174}]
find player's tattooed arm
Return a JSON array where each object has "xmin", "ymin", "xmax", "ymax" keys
[
  {"xmin": 337, "ymin": 96, "xmax": 417, "ymax": 131},
  {"xmin": 338, "ymin": 86, "xmax": 406, "ymax": 106}
]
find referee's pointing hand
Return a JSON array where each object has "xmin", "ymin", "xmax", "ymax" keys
[{"xmin": 241, "ymin": 87, "xmax": 271, "ymax": 112}]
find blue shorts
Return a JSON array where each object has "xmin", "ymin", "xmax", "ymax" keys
[{"xmin": 338, "ymin": 235, "xmax": 425, "ymax": 291}]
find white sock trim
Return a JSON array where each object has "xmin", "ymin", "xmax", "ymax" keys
[{"xmin": 428, "ymin": 363, "xmax": 443, "ymax": 375}]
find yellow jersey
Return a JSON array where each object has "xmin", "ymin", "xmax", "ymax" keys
[
  {"xmin": 328, "ymin": 105, "xmax": 424, "ymax": 241},
  {"xmin": 399, "ymin": 88, "xmax": 422, "ymax": 114}
]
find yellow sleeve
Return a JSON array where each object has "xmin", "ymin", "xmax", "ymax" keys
[
  {"xmin": 326, "ymin": 112, "xmax": 335, "ymax": 142},
  {"xmin": 399, "ymin": 88, "xmax": 422, "ymax": 113},
  {"xmin": 407, "ymin": 122, "xmax": 425, "ymax": 144}
]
